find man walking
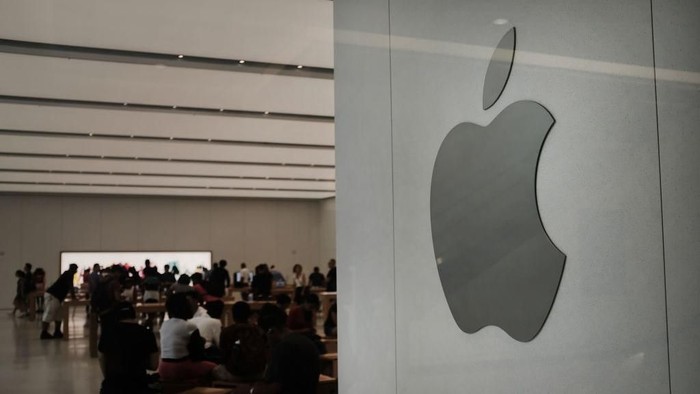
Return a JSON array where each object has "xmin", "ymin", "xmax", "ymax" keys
[{"xmin": 40, "ymin": 263, "xmax": 78, "ymax": 339}]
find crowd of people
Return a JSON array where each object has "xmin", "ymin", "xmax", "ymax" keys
[{"xmin": 15, "ymin": 258, "xmax": 338, "ymax": 393}]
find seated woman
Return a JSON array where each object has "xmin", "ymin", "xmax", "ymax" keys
[
  {"xmin": 324, "ymin": 301, "xmax": 337, "ymax": 338},
  {"xmin": 98, "ymin": 302, "xmax": 159, "ymax": 394},
  {"xmin": 158, "ymin": 292, "xmax": 217, "ymax": 382}
]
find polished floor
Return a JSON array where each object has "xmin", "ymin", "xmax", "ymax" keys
[{"xmin": 0, "ymin": 309, "xmax": 103, "ymax": 394}]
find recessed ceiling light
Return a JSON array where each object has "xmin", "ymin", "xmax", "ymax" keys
[
  {"xmin": 207, "ymin": 138, "xmax": 212, "ymax": 142},
  {"xmin": 100, "ymin": 155, "xmax": 104, "ymax": 159},
  {"xmin": 169, "ymin": 137, "xmax": 174, "ymax": 140},
  {"xmin": 177, "ymin": 55, "xmax": 184, "ymax": 59},
  {"xmin": 297, "ymin": 65, "xmax": 303, "ymax": 69},
  {"xmin": 493, "ymin": 18, "xmax": 509, "ymax": 25},
  {"xmin": 88, "ymin": 133, "xmax": 93, "ymax": 136},
  {"xmin": 134, "ymin": 157, "xmax": 139, "ymax": 160},
  {"xmin": 123, "ymin": 103, "xmax": 128, "ymax": 106},
  {"xmin": 264, "ymin": 111, "xmax": 269, "ymax": 115},
  {"xmin": 130, "ymin": 135, "xmax": 134, "ymax": 138},
  {"xmin": 172, "ymin": 105, "xmax": 177, "ymax": 109},
  {"xmin": 219, "ymin": 108, "xmax": 224, "ymax": 112},
  {"xmin": 65, "ymin": 154, "xmax": 70, "ymax": 157},
  {"xmin": 239, "ymin": 60, "xmax": 245, "ymax": 64}
]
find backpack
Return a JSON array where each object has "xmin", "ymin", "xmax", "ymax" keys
[{"xmin": 227, "ymin": 324, "xmax": 267, "ymax": 377}]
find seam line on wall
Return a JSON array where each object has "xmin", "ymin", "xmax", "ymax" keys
[
  {"xmin": 649, "ymin": 1, "xmax": 672, "ymax": 392},
  {"xmin": 387, "ymin": 0, "xmax": 398, "ymax": 393}
]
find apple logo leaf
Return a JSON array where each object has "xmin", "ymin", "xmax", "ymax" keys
[
  {"xmin": 483, "ymin": 27, "xmax": 516, "ymax": 110},
  {"xmin": 430, "ymin": 25, "xmax": 565, "ymax": 342}
]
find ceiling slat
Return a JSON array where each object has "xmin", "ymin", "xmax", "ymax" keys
[
  {"xmin": 0, "ymin": 103, "xmax": 334, "ymax": 146},
  {"xmin": 0, "ymin": 134, "xmax": 335, "ymax": 166},
  {"xmin": 0, "ymin": 183, "xmax": 336, "ymax": 199},
  {"xmin": 0, "ymin": 53, "xmax": 334, "ymax": 116},
  {"xmin": 0, "ymin": 156, "xmax": 335, "ymax": 180},
  {"xmin": 0, "ymin": 172, "xmax": 335, "ymax": 191}
]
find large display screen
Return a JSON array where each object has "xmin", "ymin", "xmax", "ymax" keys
[{"xmin": 60, "ymin": 251, "xmax": 212, "ymax": 281}]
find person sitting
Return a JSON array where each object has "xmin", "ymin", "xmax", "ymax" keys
[
  {"xmin": 269, "ymin": 265, "xmax": 286, "ymax": 288},
  {"xmin": 158, "ymin": 292, "xmax": 216, "ymax": 382},
  {"xmin": 189, "ymin": 303, "xmax": 223, "ymax": 363},
  {"xmin": 251, "ymin": 304, "xmax": 320, "ymax": 394},
  {"xmin": 168, "ymin": 274, "xmax": 194, "ymax": 296},
  {"xmin": 287, "ymin": 294, "xmax": 320, "ymax": 334},
  {"xmin": 98, "ymin": 302, "xmax": 159, "ymax": 394},
  {"xmin": 308, "ymin": 266, "xmax": 325, "ymax": 288},
  {"xmin": 214, "ymin": 302, "xmax": 268, "ymax": 382},
  {"xmin": 275, "ymin": 294, "xmax": 292, "ymax": 312},
  {"xmin": 191, "ymin": 273, "xmax": 217, "ymax": 302},
  {"xmin": 324, "ymin": 301, "xmax": 338, "ymax": 338}
]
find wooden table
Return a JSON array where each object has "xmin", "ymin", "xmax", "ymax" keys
[
  {"xmin": 320, "ymin": 353, "xmax": 338, "ymax": 378},
  {"xmin": 61, "ymin": 299, "xmax": 89, "ymax": 341}
]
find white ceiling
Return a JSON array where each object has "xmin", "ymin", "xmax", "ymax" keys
[{"xmin": 0, "ymin": 0, "xmax": 335, "ymax": 199}]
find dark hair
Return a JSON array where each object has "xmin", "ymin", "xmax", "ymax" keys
[
  {"xmin": 24, "ymin": 263, "xmax": 32, "ymax": 270},
  {"xmin": 145, "ymin": 259, "xmax": 151, "ymax": 267},
  {"xmin": 241, "ymin": 262, "xmax": 247, "ymax": 269},
  {"xmin": 93, "ymin": 263, "xmax": 100, "ymax": 271},
  {"xmin": 205, "ymin": 301, "xmax": 224, "ymax": 319},
  {"xmin": 219, "ymin": 259, "xmax": 227, "ymax": 268},
  {"xmin": 232, "ymin": 301, "xmax": 251, "ymax": 323},
  {"xmin": 164, "ymin": 264, "xmax": 170, "ymax": 270},
  {"xmin": 313, "ymin": 266, "xmax": 320, "ymax": 272},
  {"xmin": 69, "ymin": 263, "xmax": 78, "ymax": 271},
  {"xmin": 166, "ymin": 292, "xmax": 195, "ymax": 320},
  {"xmin": 177, "ymin": 274, "xmax": 191, "ymax": 285},
  {"xmin": 258, "ymin": 304, "xmax": 287, "ymax": 331},
  {"xmin": 15, "ymin": 270, "xmax": 25, "ymax": 278},
  {"xmin": 190, "ymin": 272, "xmax": 203, "ymax": 284},
  {"xmin": 304, "ymin": 293, "xmax": 320, "ymax": 308},
  {"xmin": 275, "ymin": 294, "xmax": 292, "ymax": 307}
]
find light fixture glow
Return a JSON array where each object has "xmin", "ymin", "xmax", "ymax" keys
[
  {"xmin": 177, "ymin": 55, "xmax": 184, "ymax": 59},
  {"xmin": 264, "ymin": 111, "xmax": 269, "ymax": 115},
  {"xmin": 297, "ymin": 65, "xmax": 303, "ymax": 69},
  {"xmin": 493, "ymin": 18, "xmax": 509, "ymax": 25},
  {"xmin": 88, "ymin": 133, "xmax": 93, "ymax": 136},
  {"xmin": 219, "ymin": 109, "xmax": 224, "ymax": 112},
  {"xmin": 172, "ymin": 105, "xmax": 177, "ymax": 109},
  {"xmin": 239, "ymin": 60, "xmax": 245, "ymax": 64}
]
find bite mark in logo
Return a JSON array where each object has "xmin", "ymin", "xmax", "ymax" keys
[{"xmin": 430, "ymin": 27, "xmax": 565, "ymax": 342}]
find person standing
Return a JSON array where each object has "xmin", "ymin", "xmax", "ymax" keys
[
  {"xmin": 291, "ymin": 264, "xmax": 307, "ymax": 305},
  {"xmin": 308, "ymin": 267, "xmax": 325, "ymax": 288},
  {"xmin": 208, "ymin": 260, "xmax": 230, "ymax": 298},
  {"xmin": 325, "ymin": 259, "xmax": 337, "ymax": 292},
  {"xmin": 40, "ymin": 263, "xmax": 78, "ymax": 339}
]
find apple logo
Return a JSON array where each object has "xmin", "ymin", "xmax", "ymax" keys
[{"xmin": 430, "ymin": 27, "xmax": 565, "ymax": 342}]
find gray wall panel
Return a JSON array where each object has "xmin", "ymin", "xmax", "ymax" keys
[
  {"xmin": 653, "ymin": 0, "xmax": 700, "ymax": 392},
  {"xmin": 334, "ymin": 0, "xmax": 695, "ymax": 392},
  {"xmin": 335, "ymin": 0, "xmax": 397, "ymax": 392}
]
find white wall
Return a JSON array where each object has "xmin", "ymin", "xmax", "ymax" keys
[
  {"xmin": 318, "ymin": 197, "xmax": 337, "ymax": 265},
  {"xmin": 335, "ymin": 0, "xmax": 699, "ymax": 392},
  {"xmin": 0, "ymin": 194, "xmax": 336, "ymax": 305}
]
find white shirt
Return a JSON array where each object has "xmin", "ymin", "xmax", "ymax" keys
[
  {"xmin": 188, "ymin": 306, "xmax": 222, "ymax": 349},
  {"xmin": 159, "ymin": 318, "xmax": 197, "ymax": 359}
]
